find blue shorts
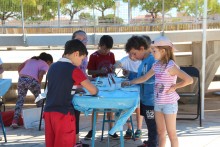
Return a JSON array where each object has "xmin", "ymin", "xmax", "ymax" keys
[{"xmin": 154, "ymin": 103, "xmax": 178, "ymax": 114}]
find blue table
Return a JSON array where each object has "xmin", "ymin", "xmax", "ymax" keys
[
  {"xmin": 0, "ymin": 79, "xmax": 12, "ymax": 97},
  {"xmin": 72, "ymin": 78, "xmax": 139, "ymax": 147},
  {"xmin": 0, "ymin": 79, "xmax": 11, "ymax": 142}
]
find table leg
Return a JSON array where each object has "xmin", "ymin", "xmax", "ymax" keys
[
  {"xmin": 120, "ymin": 129, "xmax": 124, "ymax": 147},
  {"xmin": 92, "ymin": 109, "xmax": 97, "ymax": 147}
]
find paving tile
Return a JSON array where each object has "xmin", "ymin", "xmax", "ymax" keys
[{"xmin": 1, "ymin": 95, "xmax": 220, "ymax": 146}]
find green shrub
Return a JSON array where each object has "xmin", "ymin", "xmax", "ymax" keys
[
  {"xmin": 98, "ymin": 14, "xmax": 123, "ymax": 24},
  {"xmin": 79, "ymin": 12, "xmax": 93, "ymax": 20}
]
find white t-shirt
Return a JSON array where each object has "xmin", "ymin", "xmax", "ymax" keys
[{"xmin": 119, "ymin": 56, "xmax": 141, "ymax": 72}]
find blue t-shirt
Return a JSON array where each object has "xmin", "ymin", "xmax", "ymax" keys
[{"xmin": 137, "ymin": 53, "xmax": 155, "ymax": 106}]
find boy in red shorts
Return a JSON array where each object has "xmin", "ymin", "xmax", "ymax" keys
[{"xmin": 43, "ymin": 39, "xmax": 98, "ymax": 147}]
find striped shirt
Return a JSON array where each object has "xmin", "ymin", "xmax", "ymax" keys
[{"xmin": 152, "ymin": 60, "xmax": 180, "ymax": 104}]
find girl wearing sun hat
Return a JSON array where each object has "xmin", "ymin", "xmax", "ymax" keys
[{"xmin": 122, "ymin": 35, "xmax": 193, "ymax": 147}]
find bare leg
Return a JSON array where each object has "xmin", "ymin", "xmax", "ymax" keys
[
  {"xmin": 165, "ymin": 114, "xmax": 178, "ymax": 147},
  {"xmin": 107, "ymin": 112, "xmax": 114, "ymax": 129},
  {"xmin": 127, "ymin": 108, "xmax": 143, "ymax": 130},
  {"xmin": 155, "ymin": 111, "xmax": 166, "ymax": 147},
  {"xmin": 136, "ymin": 108, "xmax": 143, "ymax": 130}
]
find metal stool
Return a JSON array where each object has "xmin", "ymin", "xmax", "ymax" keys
[
  {"xmin": 101, "ymin": 110, "xmax": 135, "ymax": 141},
  {"xmin": 0, "ymin": 96, "xmax": 5, "ymax": 112},
  {"xmin": 0, "ymin": 112, "xmax": 7, "ymax": 142}
]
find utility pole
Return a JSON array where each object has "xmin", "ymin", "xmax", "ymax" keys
[
  {"xmin": 128, "ymin": 0, "xmax": 131, "ymax": 24},
  {"xmin": 20, "ymin": 0, "xmax": 26, "ymax": 44},
  {"xmin": 57, "ymin": 0, "xmax": 61, "ymax": 27}
]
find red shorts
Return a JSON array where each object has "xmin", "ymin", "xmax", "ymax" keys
[{"xmin": 43, "ymin": 112, "xmax": 76, "ymax": 147}]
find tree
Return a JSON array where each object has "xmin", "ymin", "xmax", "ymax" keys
[
  {"xmin": 122, "ymin": 0, "xmax": 139, "ymax": 10},
  {"xmin": 0, "ymin": 0, "xmax": 21, "ymax": 26},
  {"xmin": 86, "ymin": 0, "xmax": 115, "ymax": 18},
  {"xmin": 178, "ymin": 0, "xmax": 220, "ymax": 19},
  {"xmin": 61, "ymin": 0, "xmax": 87, "ymax": 22},
  {"xmin": 139, "ymin": 0, "xmax": 179, "ymax": 22},
  {"xmin": 79, "ymin": 12, "xmax": 93, "ymax": 20},
  {"xmin": 98, "ymin": 14, "xmax": 123, "ymax": 24},
  {"xmin": 23, "ymin": 0, "xmax": 59, "ymax": 22},
  {"xmin": 122, "ymin": 0, "xmax": 140, "ymax": 20}
]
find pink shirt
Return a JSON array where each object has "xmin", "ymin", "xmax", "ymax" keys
[
  {"xmin": 20, "ymin": 59, "xmax": 49, "ymax": 81},
  {"xmin": 152, "ymin": 60, "xmax": 180, "ymax": 104}
]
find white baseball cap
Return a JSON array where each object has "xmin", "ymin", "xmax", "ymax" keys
[{"xmin": 151, "ymin": 36, "xmax": 177, "ymax": 51}]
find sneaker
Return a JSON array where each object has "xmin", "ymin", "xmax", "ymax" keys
[
  {"xmin": 84, "ymin": 130, "xmax": 93, "ymax": 140},
  {"xmin": 76, "ymin": 141, "xmax": 89, "ymax": 147},
  {"xmin": 11, "ymin": 123, "xmax": 19, "ymax": 129},
  {"xmin": 124, "ymin": 129, "xmax": 132, "ymax": 139},
  {"xmin": 134, "ymin": 129, "xmax": 142, "ymax": 140},
  {"xmin": 109, "ymin": 133, "xmax": 119, "ymax": 140},
  {"xmin": 137, "ymin": 140, "xmax": 148, "ymax": 147}
]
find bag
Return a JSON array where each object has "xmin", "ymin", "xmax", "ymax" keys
[
  {"xmin": 1, "ymin": 110, "xmax": 23, "ymax": 126},
  {"xmin": 22, "ymin": 107, "xmax": 43, "ymax": 129}
]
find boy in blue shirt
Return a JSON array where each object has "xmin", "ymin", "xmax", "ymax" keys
[{"xmin": 125, "ymin": 35, "xmax": 158, "ymax": 147}]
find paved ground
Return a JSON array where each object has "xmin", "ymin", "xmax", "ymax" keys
[{"xmin": 0, "ymin": 91, "xmax": 220, "ymax": 147}]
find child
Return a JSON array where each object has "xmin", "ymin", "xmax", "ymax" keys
[
  {"xmin": 87, "ymin": 35, "xmax": 115, "ymax": 78},
  {"xmin": 0, "ymin": 57, "xmax": 4, "ymax": 75},
  {"xmin": 43, "ymin": 39, "xmax": 98, "ymax": 147},
  {"xmin": 114, "ymin": 54, "xmax": 141, "ymax": 80},
  {"xmin": 11, "ymin": 52, "xmax": 53, "ymax": 129},
  {"xmin": 122, "ymin": 35, "xmax": 158, "ymax": 146},
  {"xmin": 122, "ymin": 36, "xmax": 193, "ymax": 147},
  {"xmin": 85, "ymin": 35, "xmax": 118, "ymax": 140},
  {"xmin": 114, "ymin": 53, "xmax": 144, "ymax": 140}
]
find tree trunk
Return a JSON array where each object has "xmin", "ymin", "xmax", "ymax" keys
[{"xmin": 2, "ymin": 19, "xmax": 6, "ymax": 34}]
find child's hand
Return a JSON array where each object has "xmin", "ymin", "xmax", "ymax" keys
[
  {"xmin": 75, "ymin": 87, "xmax": 86, "ymax": 94},
  {"xmin": 166, "ymin": 85, "xmax": 176, "ymax": 93},
  {"xmin": 109, "ymin": 64, "xmax": 115, "ymax": 73},
  {"xmin": 121, "ymin": 81, "xmax": 130, "ymax": 87},
  {"xmin": 100, "ymin": 67, "xmax": 108, "ymax": 74},
  {"xmin": 122, "ymin": 69, "xmax": 129, "ymax": 77}
]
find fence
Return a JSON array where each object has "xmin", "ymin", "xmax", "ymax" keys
[{"xmin": 1, "ymin": 0, "xmax": 220, "ymax": 34}]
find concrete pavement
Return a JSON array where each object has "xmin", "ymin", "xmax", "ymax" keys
[{"xmin": 0, "ymin": 92, "xmax": 220, "ymax": 147}]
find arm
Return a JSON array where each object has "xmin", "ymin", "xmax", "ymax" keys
[
  {"xmin": 38, "ymin": 70, "xmax": 46, "ymax": 83},
  {"xmin": 18, "ymin": 59, "xmax": 30, "ymax": 73},
  {"xmin": 18, "ymin": 62, "xmax": 26, "ymax": 73},
  {"xmin": 87, "ymin": 54, "xmax": 105, "ymax": 76},
  {"xmin": 114, "ymin": 61, "xmax": 123, "ymax": 69},
  {"xmin": 80, "ymin": 79, "xmax": 99, "ymax": 95},
  {"xmin": 122, "ymin": 69, "xmax": 129, "ymax": 77},
  {"xmin": 88, "ymin": 68, "xmax": 108, "ymax": 76},
  {"xmin": 167, "ymin": 66, "xmax": 193, "ymax": 93},
  {"xmin": 73, "ymin": 68, "xmax": 98, "ymax": 95},
  {"xmin": 122, "ymin": 68, "xmax": 155, "ymax": 86},
  {"xmin": 0, "ymin": 64, "xmax": 4, "ymax": 74}
]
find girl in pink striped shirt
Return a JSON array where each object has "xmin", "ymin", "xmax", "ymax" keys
[{"xmin": 122, "ymin": 36, "xmax": 193, "ymax": 147}]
